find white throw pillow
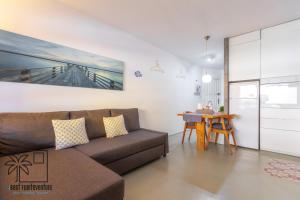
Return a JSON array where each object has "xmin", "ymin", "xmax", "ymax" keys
[
  {"xmin": 103, "ymin": 115, "xmax": 128, "ymax": 138},
  {"xmin": 52, "ymin": 118, "xmax": 89, "ymax": 150}
]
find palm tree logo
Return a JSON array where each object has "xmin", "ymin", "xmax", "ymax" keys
[{"xmin": 4, "ymin": 154, "xmax": 32, "ymax": 182}]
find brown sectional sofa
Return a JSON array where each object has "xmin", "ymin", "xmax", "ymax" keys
[{"xmin": 0, "ymin": 108, "xmax": 169, "ymax": 200}]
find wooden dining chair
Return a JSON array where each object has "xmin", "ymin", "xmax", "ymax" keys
[
  {"xmin": 182, "ymin": 121, "xmax": 196, "ymax": 144},
  {"xmin": 208, "ymin": 114, "xmax": 237, "ymax": 154},
  {"xmin": 181, "ymin": 109, "xmax": 213, "ymax": 144},
  {"xmin": 181, "ymin": 111, "xmax": 196, "ymax": 144}
]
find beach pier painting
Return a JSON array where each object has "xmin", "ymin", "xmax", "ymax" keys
[{"xmin": 0, "ymin": 29, "xmax": 124, "ymax": 90}]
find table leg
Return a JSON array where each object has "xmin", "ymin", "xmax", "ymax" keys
[
  {"xmin": 196, "ymin": 121, "xmax": 206, "ymax": 151},
  {"xmin": 207, "ymin": 119, "xmax": 213, "ymax": 142}
]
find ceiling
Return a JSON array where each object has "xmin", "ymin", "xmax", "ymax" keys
[{"xmin": 58, "ymin": 0, "xmax": 300, "ymax": 68}]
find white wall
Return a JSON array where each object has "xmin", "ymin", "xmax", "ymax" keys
[{"xmin": 0, "ymin": 0, "xmax": 204, "ymax": 134}]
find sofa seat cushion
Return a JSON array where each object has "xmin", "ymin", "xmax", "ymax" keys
[
  {"xmin": 75, "ymin": 129, "xmax": 166, "ymax": 164},
  {"xmin": 0, "ymin": 148, "xmax": 124, "ymax": 200}
]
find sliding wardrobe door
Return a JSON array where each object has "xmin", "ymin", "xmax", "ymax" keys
[
  {"xmin": 261, "ymin": 19, "xmax": 300, "ymax": 78},
  {"xmin": 229, "ymin": 31, "xmax": 261, "ymax": 81},
  {"xmin": 260, "ymin": 78, "xmax": 300, "ymax": 156},
  {"xmin": 229, "ymin": 81, "xmax": 259, "ymax": 149}
]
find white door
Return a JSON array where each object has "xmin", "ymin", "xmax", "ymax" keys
[{"xmin": 229, "ymin": 81, "xmax": 259, "ymax": 149}]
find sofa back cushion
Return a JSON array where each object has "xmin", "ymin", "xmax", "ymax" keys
[
  {"xmin": 69, "ymin": 109, "xmax": 110, "ymax": 139},
  {"xmin": 110, "ymin": 108, "xmax": 140, "ymax": 132},
  {"xmin": 0, "ymin": 111, "xmax": 69, "ymax": 155}
]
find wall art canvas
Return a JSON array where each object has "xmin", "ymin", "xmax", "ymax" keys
[{"xmin": 0, "ymin": 29, "xmax": 124, "ymax": 90}]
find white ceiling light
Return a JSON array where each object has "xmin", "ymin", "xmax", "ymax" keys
[{"xmin": 202, "ymin": 72, "xmax": 212, "ymax": 83}]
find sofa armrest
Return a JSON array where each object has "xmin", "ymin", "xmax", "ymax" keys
[{"xmin": 140, "ymin": 128, "xmax": 169, "ymax": 156}]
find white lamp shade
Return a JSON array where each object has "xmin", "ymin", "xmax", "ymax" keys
[{"xmin": 202, "ymin": 74, "xmax": 212, "ymax": 83}]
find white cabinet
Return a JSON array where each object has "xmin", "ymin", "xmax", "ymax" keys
[
  {"xmin": 229, "ymin": 81, "xmax": 259, "ymax": 149},
  {"xmin": 228, "ymin": 19, "xmax": 300, "ymax": 156},
  {"xmin": 261, "ymin": 19, "xmax": 300, "ymax": 78},
  {"xmin": 261, "ymin": 108, "xmax": 300, "ymax": 132},
  {"xmin": 261, "ymin": 81, "xmax": 300, "ymax": 109},
  {"xmin": 260, "ymin": 80, "xmax": 300, "ymax": 156},
  {"xmin": 261, "ymin": 128, "xmax": 300, "ymax": 157},
  {"xmin": 229, "ymin": 31, "xmax": 261, "ymax": 81}
]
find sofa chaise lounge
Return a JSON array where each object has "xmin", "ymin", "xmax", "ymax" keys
[{"xmin": 0, "ymin": 108, "xmax": 169, "ymax": 200}]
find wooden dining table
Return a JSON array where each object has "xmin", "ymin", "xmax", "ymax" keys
[{"xmin": 177, "ymin": 112, "xmax": 236, "ymax": 151}]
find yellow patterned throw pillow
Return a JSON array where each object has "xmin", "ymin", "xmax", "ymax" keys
[
  {"xmin": 52, "ymin": 118, "xmax": 89, "ymax": 150},
  {"xmin": 103, "ymin": 115, "xmax": 128, "ymax": 138}
]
